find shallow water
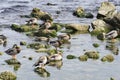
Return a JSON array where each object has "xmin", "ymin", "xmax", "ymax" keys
[{"xmin": 0, "ymin": 0, "xmax": 120, "ymax": 80}]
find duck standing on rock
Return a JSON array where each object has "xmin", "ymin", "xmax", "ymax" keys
[
  {"xmin": 40, "ymin": 20, "xmax": 52, "ymax": 33},
  {"xmin": 26, "ymin": 18, "xmax": 38, "ymax": 27},
  {"xmin": 103, "ymin": 29, "xmax": 120, "ymax": 41},
  {"xmin": 57, "ymin": 33, "xmax": 71, "ymax": 41},
  {"xmin": 49, "ymin": 40, "xmax": 62, "ymax": 51},
  {"xmin": 33, "ymin": 56, "xmax": 49, "ymax": 69},
  {"xmin": 5, "ymin": 44, "xmax": 21, "ymax": 59},
  {"xmin": 0, "ymin": 34, "xmax": 7, "ymax": 44},
  {"xmin": 49, "ymin": 52, "xmax": 62, "ymax": 61}
]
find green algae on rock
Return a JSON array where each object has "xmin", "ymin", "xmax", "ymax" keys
[
  {"xmin": 0, "ymin": 71, "xmax": 17, "ymax": 80},
  {"xmin": 101, "ymin": 54, "xmax": 114, "ymax": 62},
  {"xmin": 84, "ymin": 51, "xmax": 99, "ymax": 59},
  {"xmin": 93, "ymin": 43, "xmax": 100, "ymax": 48},
  {"xmin": 34, "ymin": 29, "xmax": 57, "ymax": 38},
  {"xmin": 78, "ymin": 55, "xmax": 88, "ymax": 61},
  {"xmin": 5, "ymin": 59, "xmax": 21, "ymax": 65},
  {"xmin": 27, "ymin": 43, "xmax": 49, "ymax": 50},
  {"xmin": 11, "ymin": 24, "xmax": 39, "ymax": 32},
  {"xmin": 30, "ymin": 8, "xmax": 53, "ymax": 21},
  {"xmin": 66, "ymin": 54, "xmax": 77, "ymax": 59},
  {"xmin": 73, "ymin": 7, "xmax": 93, "ymax": 18}
]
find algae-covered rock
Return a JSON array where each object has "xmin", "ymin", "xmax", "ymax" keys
[
  {"xmin": 11, "ymin": 24, "xmax": 39, "ymax": 32},
  {"xmin": 97, "ymin": 33, "xmax": 105, "ymax": 40},
  {"xmin": 30, "ymin": 8, "xmax": 53, "ymax": 21},
  {"xmin": 47, "ymin": 49, "xmax": 63, "ymax": 55},
  {"xmin": 92, "ymin": 43, "xmax": 100, "ymax": 48},
  {"xmin": 65, "ymin": 23, "xmax": 89, "ymax": 32},
  {"xmin": 84, "ymin": 51, "xmax": 99, "ymax": 59},
  {"xmin": 90, "ymin": 19, "xmax": 111, "ymax": 35},
  {"xmin": 49, "ymin": 23, "xmax": 63, "ymax": 31},
  {"xmin": 34, "ymin": 67, "xmax": 50, "ymax": 77},
  {"xmin": 73, "ymin": 7, "xmax": 93, "ymax": 18},
  {"xmin": 34, "ymin": 29, "xmax": 57, "ymax": 38},
  {"xmin": 97, "ymin": 1, "xmax": 116, "ymax": 19},
  {"xmin": 101, "ymin": 56, "xmax": 107, "ymax": 62},
  {"xmin": 105, "ymin": 54, "xmax": 114, "ymax": 62},
  {"xmin": 5, "ymin": 59, "xmax": 21, "ymax": 65},
  {"xmin": 101, "ymin": 54, "xmax": 114, "ymax": 62},
  {"xmin": 20, "ymin": 41, "xmax": 27, "ymax": 46},
  {"xmin": 13, "ymin": 64, "xmax": 21, "ymax": 71},
  {"xmin": 27, "ymin": 43, "xmax": 48, "ymax": 50},
  {"xmin": 0, "ymin": 71, "xmax": 16, "ymax": 80},
  {"xmin": 66, "ymin": 54, "xmax": 77, "ymax": 59},
  {"xmin": 78, "ymin": 55, "xmax": 88, "ymax": 61},
  {"xmin": 73, "ymin": 7, "xmax": 85, "ymax": 17}
]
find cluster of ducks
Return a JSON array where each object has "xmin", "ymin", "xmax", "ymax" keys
[
  {"xmin": 0, "ymin": 18, "xmax": 71, "ymax": 69},
  {"xmin": 0, "ymin": 17, "xmax": 119, "ymax": 70}
]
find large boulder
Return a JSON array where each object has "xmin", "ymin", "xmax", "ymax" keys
[
  {"xmin": 65, "ymin": 23, "xmax": 89, "ymax": 32},
  {"xmin": 97, "ymin": 1, "xmax": 117, "ymax": 19},
  {"xmin": 30, "ymin": 8, "xmax": 53, "ymax": 21},
  {"xmin": 91, "ymin": 19, "xmax": 112, "ymax": 35},
  {"xmin": 103, "ymin": 12, "xmax": 120, "ymax": 29}
]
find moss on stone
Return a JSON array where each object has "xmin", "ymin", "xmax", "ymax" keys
[
  {"xmin": 0, "ymin": 71, "xmax": 16, "ymax": 80},
  {"xmin": 84, "ymin": 51, "xmax": 99, "ymax": 59},
  {"xmin": 66, "ymin": 54, "xmax": 77, "ymax": 59},
  {"xmin": 30, "ymin": 8, "xmax": 53, "ymax": 21},
  {"xmin": 34, "ymin": 30, "xmax": 57, "ymax": 38},
  {"xmin": 27, "ymin": 43, "xmax": 48, "ymax": 50},
  {"xmin": 101, "ymin": 56, "xmax": 107, "ymax": 62},
  {"xmin": 101, "ymin": 54, "xmax": 114, "ymax": 62},
  {"xmin": 93, "ymin": 43, "xmax": 100, "ymax": 48},
  {"xmin": 11, "ymin": 24, "xmax": 39, "ymax": 32},
  {"xmin": 49, "ymin": 23, "xmax": 62, "ymax": 31},
  {"xmin": 73, "ymin": 7, "xmax": 85, "ymax": 17},
  {"xmin": 5, "ymin": 59, "xmax": 21, "ymax": 65},
  {"xmin": 78, "ymin": 55, "xmax": 88, "ymax": 61},
  {"xmin": 105, "ymin": 54, "xmax": 114, "ymax": 62}
]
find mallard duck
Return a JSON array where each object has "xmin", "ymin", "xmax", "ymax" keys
[
  {"xmin": 35, "ymin": 37, "xmax": 49, "ymax": 42},
  {"xmin": 0, "ymin": 35, "xmax": 7, "ymax": 44},
  {"xmin": 49, "ymin": 40, "xmax": 62, "ymax": 51},
  {"xmin": 57, "ymin": 33, "xmax": 71, "ymax": 41},
  {"xmin": 49, "ymin": 52, "xmax": 62, "ymax": 61},
  {"xmin": 40, "ymin": 20, "xmax": 52, "ymax": 32},
  {"xmin": 103, "ymin": 29, "xmax": 120, "ymax": 41},
  {"xmin": 26, "ymin": 18, "xmax": 37, "ymax": 27},
  {"xmin": 33, "ymin": 56, "xmax": 49, "ymax": 68},
  {"xmin": 5, "ymin": 44, "xmax": 21, "ymax": 59}
]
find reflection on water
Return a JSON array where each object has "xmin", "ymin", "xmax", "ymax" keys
[
  {"xmin": 34, "ymin": 67, "xmax": 50, "ymax": 78},
  {"xmin": 106, "ymin": 42, "xmax": 119, "ymax": 55},
  {"xmin": 48, "ymin": 60, "xmax": 63, "ymax": 70}
]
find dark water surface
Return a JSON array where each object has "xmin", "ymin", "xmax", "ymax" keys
[{"xmin": 0, "ymin": 0, "xmax": 120, "ymax": 80}]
